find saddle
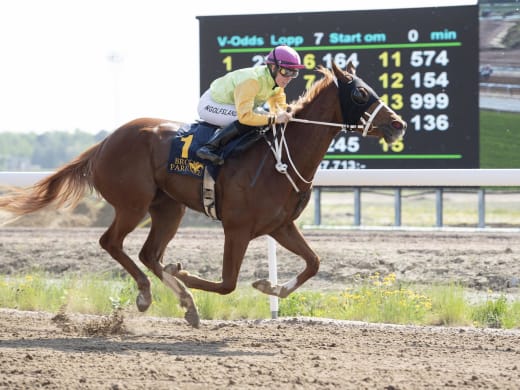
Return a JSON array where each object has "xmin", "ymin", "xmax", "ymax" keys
[{"xmin": 167, "ymin": 121, "xmax": 265, "ymax": 179}]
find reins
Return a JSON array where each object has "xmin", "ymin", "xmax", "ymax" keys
[
  {"xmin": 266, "ymin": 100, "xmax": 385, "ymax": 192},
  {"xmin": 290, "ymin": 100, "xmax": 384, "ymax": 137}
]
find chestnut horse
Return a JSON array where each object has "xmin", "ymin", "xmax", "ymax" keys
[{"xmin": 0, "ymin": 63, "xmax": 406, "ymax": 327}]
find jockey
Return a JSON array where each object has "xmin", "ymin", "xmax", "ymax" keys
[{"xmin": 196, "ymin": 45, "xmax": 305, "ymax": 165}]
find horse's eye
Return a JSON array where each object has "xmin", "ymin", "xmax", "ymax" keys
[{"xmin": 351, "ymin": 87, "xmax": 369, "ymax": 105}]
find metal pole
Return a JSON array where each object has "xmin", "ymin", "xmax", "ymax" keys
[
  {"xmin": 394, "ymin": 188, "xmax": 402, "ymax": 226},
  {"xmin": 267, "ymin": 236, "xmax": 278, "ymax": 319},
  {"xmin": 478, "ymin": 189, "xmax": 486, "ymax": 228},
  {"xmin": 436, "ymin": 189, "xmax": 443, "ymax": 227},
  {"xmin": 354, "ymin": 188, "xmax": 361, "ymax": 226}
]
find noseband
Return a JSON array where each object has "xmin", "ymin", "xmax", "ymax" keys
[{"xmin": 358, "ymin": 101, "xmax": 384, "ymax": 137}]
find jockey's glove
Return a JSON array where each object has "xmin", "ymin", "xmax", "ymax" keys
[{"xmin": 275, "ymin": 111, "xmax": 292, "ymax": 124}]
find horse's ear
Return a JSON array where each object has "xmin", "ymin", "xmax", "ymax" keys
[
  {"xmin": 346, "ymin": 61, "xmax": 356, "ymax": 75},
  {"xmin": 331, "ymin": 62, "xmax": 344, "ymax": 79}
]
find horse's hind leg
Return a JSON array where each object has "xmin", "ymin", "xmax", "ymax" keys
[
  {"xmin": 166, "ymin": 226, "xmax": 250, "ymax": 295},
  {"xmin": 138, "ymin": 191, "xmax": 199, "ymax": 327},
  {"xmin": 252, "ymin": 222, "xmax": 320, "ymax": 298},
  {"xmin": 99, "ymin": 207, "xmax": 152, "ymax": 311}
]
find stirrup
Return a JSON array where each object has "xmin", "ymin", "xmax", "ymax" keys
[{"xmin": 196, "ymin": 147, "xmax": 224, "ymax": 165}]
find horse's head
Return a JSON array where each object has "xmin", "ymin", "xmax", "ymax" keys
[{"xmin": 332, "ymin": 62, "xmax": 407, "ymax": 144}]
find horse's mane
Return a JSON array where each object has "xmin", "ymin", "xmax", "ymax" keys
[{"xmin": 290, "ymin": 66, "xmax": 343, "ymax": 114}]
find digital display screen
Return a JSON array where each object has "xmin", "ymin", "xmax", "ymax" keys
[{"xmin": 198, "ymin": 5, "xmax": 479, "ymax": 169}]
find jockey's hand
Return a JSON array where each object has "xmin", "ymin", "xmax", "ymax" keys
[{"xmin": 275, "ymin": 111, "xmax": 292, "ymax": 124}]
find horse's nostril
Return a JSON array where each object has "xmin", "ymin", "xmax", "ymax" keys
[{"xmin": 391, "ymin": 120, "xmax": 404, "ymax": 130}]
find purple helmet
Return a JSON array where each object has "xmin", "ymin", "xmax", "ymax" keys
[{"xmin": 266, "ymin": 45, "xmax": 305, "ymax": 69}]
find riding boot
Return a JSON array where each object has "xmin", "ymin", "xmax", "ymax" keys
[{"xmin": 196, "ymin": 122, "xmax": 242, "ymax": 165}]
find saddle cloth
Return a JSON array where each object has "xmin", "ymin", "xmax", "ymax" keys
[{"xmin": 167, "ymin": 121, "xmax": 263, "ymax": 181}]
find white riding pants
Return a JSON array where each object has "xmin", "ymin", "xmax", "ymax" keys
[{"xmin": 197, "ymin": 89, "xmax": 237, "ymax": 127}]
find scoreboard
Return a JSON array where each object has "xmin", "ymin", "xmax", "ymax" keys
[{"xmin": 198, "ymin": 5, "xmax": 479, "ymax": 169}]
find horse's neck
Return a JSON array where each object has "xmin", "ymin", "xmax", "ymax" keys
[
  {"xmin": 301, "ymin": 83, "xmax": 343, "ymax": 124},
  {"xmin": 285, "ymin": 84, "xmax": 342, "ymax": 177}
]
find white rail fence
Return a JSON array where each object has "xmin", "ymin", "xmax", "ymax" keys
[
  {"xmin": 1, "ymin": 169, "xmax": 520, "ymax": 229},
  {"xmin": 2, "ymin": 169, "xmax": 519, "ymax": 187},
  {"xmin": 0, "ymin": 171, "xmax": 54, "ymax": 187}
]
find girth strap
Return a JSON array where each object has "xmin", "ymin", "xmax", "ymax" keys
[{"xmin": 202, "ymin": 167, "xmax": 218, "ymax": 220}]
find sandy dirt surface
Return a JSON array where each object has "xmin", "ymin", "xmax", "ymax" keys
[
  {"xmin": 1, "ymin": 227, "xmax": 520, "ymax": 292},
  {"xmin": 1, "ymin": 227, "xmax": 520, "ymax": 389},
  {"xmin": 1, "ymin": 308, "xmax": 520, "ymax": 390}
]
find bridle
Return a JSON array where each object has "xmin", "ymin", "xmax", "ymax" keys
[
  {"xmin": 290, "ymin": 99, "xmax": 385, "ymax": 137},
  {"xmin": 287, "ymin": 73, "xmax": 386, "ymax": 136}
]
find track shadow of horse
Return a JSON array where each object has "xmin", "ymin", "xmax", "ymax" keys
[{"xmin": 0, "ymin": 337, "xmax": 275, "ymax": 356}]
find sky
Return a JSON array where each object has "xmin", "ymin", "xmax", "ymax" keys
[{"xmin": 0, "ymin": 0, "xmax": 476, "ymax": 134}]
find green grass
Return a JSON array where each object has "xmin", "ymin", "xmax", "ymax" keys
[
  {"xmin": 427, "ymin": 283, "xmax": 468, "ymax": 326},
  {"xmin": 480, "ymin": 110, "xmax": 520, "ymax": 168},
  {"xmin": 1, "ymin": 271, "xmax": 519, "ymax": 329}
]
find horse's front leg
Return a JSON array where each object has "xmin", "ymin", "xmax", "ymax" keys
[
  {"xmin": 252, "ymin": 222, "xmax": 320, "ymax": 298},
  {"xmin": 164, "ymin": 228, "xmax": 250, "ymax": 295}
]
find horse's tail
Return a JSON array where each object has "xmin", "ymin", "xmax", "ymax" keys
[{"xmin": 0, "ymin": 140, "xmax": 104, "ymax": 216}]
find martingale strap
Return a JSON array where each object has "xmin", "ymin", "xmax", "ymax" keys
[{"xmin": 265, "ymin": 123, "xmax": 313, "ymax": 193}]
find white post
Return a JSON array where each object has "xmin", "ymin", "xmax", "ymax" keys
[{"xmin": 267, "ymin": 236, "xmax": 279, "ymax": 319}]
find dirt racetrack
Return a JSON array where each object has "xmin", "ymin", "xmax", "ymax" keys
[
  {"xmin": 1, "ymin": 227, "xmax": 520, "ymax": 389},
  {"xmin": 1, "ymin": 308, "xmax": 520, "ymax": 390}
]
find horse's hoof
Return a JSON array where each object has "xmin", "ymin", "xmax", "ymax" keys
[
  {"xmin": 185, "ymin": 306, "xmax": 200, "ymax": 329},
  {"xmin": 253, "ymin": 279, "xmax": 286, "ymax": 297},
  {"xmin": 136, "ymin": 291, "xmax": 151, "ymax": 312},
  {"xmin": 278, "ymin": 286, "xmax": 290, "ymax": 298},
  {"xmin": 252, "ymin": 279, "xmax": 271, "ymax": 293},
  {"xmin": 164, "ymin": 263, "xmax": 181, "ymax": 275},
  {"xmin": 252, "ymin": 279, "xmax": 276, "ymax": 296}
]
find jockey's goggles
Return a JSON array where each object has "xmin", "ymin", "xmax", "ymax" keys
[{"xmin": 278, "ymin": 66, "xmax": 299, "ymax": 79}]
